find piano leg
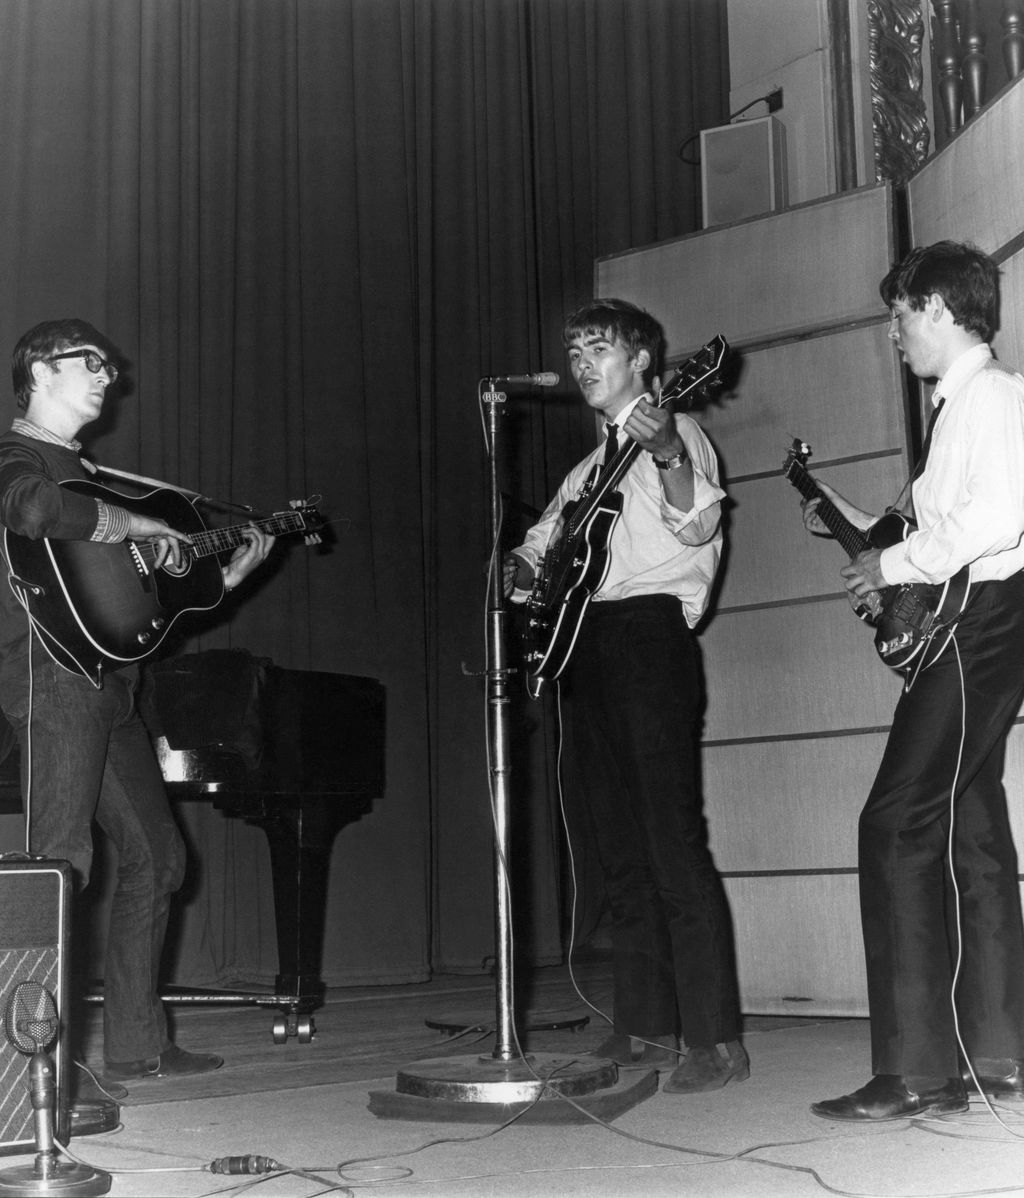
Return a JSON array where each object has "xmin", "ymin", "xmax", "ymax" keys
[{"xmin": 234, "ymin": 794, "xmax": 372, "ymax": 1042}]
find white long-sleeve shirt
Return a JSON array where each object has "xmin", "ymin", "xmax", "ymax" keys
[
  {"xmin": 512, "ymin": 401, "xmax": 725, "ymax": 628},
  {"xmin": 880, "ymin": 343, "xmax": 1024, "ymax": 586}
]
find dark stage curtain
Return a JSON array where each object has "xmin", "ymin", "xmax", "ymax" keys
[{"xmin": 0, "ymin": 0, "xmax": 727, "ymax": 985}]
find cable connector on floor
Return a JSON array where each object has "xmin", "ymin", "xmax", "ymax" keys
[{"xmin": 207, "ymin": 1155, "xmax": 283, "ymax": 1175}]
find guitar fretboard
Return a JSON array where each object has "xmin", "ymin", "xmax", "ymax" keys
[
  {"xmin": 785, "ymin": 460, "xmax": 869, "ymax": 562},
  {"xmin": 134, "ymin": 510, "xmax": 314, "ymax": 566}
]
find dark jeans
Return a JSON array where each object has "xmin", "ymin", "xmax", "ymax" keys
[
  {"xmin": 861, "ymin": 573, "xmax": 1024, "ymax": 1077},
  {"xmin": 2, "ymin": 662, "xmax": 186, "ymax": 1063},
  {"xmin": 564, "ymin": 595, "xmax": 740, "ymax": 1048}
]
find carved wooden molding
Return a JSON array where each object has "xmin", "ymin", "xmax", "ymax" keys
[{"xmin": 868, "ymin": 0, "xmax": 931, "ymax": 183}]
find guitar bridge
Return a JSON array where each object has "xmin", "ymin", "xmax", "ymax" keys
[{"xmin": 128, "ymin": 540, "xmax": 149, "ymax": 578}]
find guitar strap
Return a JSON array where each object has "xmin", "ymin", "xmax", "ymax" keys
[
  {"xmin": 89, "ymin": 463, "xmax": 203, "ymax": 499},
  {"xmin": 90, "ymin": 463, "xmax": 257, "ymax": 515}
]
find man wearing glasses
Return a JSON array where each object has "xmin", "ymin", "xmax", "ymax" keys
[{"xmin": 0, "ymin": 319, "xmax": 273, "ymax": 1116}]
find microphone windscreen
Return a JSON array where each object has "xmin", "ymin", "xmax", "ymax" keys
[{"xmin": 5, "ymin": 981, "xmax": 58, "ymax": 1053}]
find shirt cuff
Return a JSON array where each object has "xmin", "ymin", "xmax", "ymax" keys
[
  {"xmin": 90, "ymin": 499, "xmax": 132, "ymax": 543},
  {"xmin": 878, "ymin": 542, "xmax": 911, "ymax": 585}
]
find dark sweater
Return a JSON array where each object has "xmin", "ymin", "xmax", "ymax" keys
[{"xmin": 0, "ymin": 431, "xmax": 100, "ymax": 693}]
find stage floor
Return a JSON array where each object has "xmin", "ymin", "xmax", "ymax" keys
[{"xmin": 9, "ymin": 961, "xmax": 1024, "ymax": 1197}]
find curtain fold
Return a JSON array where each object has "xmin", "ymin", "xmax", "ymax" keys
[{"xmin": 0, "ymin": 0, "xmax": 726, "ymax": 986}]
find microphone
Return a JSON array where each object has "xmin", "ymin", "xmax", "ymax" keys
[
  {"xmin": 485, "ymin": 372, "xmax": 559, "ymax": 386},
  {"xmin": 5, "ymin": 981, "xmax": 59, "ymax": 1055},
  {"xmin": 0, "ymin": 982, "xmax": 111, "ymax": 1196}
]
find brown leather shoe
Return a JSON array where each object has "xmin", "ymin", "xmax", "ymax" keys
[
  {"xmin": 663, "ymin": 1040, "xmax": 749, "ymax": 1093},
  {"xmin": 811, "ymin": 1074, "xmax": 967, "ymax": 1121}
]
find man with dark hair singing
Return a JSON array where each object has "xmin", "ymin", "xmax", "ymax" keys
[
  {"xmin": 802, "ymin": 242, "xmax": 1024, "ymax": 1120},
  {"xmin": 0, "ymin": 319, "xmax": 274, "ymax": 1104},
  {"xmin": 504, "ymin": 298, "xmax": 746, "ymax": 1094}
]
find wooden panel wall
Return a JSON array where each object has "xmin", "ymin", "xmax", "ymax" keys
[{"xmin": 597, "ymin": 184, "xmax": 903, "ymax": 1014}]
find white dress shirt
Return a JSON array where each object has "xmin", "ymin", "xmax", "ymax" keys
[
  {"xmin": 512, "ymin": 399, "xmax": 725, "ymax": 627},
  {"xmin": 880, "ymin": 343, "xmax": 1024, "ymax": 585}
]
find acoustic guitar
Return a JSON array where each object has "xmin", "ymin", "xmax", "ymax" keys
[{"xmin": 3, "ymin": 479, "xmax": 323, "ymax": 686}]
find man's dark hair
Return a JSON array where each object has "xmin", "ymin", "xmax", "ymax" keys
[
  {"xmin": 12, "ymin": 318, "xmax": 113, "ymax": 411},
  {"xmin": 562, "ymin": 297, "xmax": 665, "ymax": 383},
  {"xmin": 879, "ymin": 240, "xmax": 999, "ymax": 342}
]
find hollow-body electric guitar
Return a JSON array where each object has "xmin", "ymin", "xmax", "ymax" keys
[
  {"xmin": 3, "ymin": 479, "xmax": 323, "ymax": 686},
  {"xmin": 522, "ymin": 335, "xmax": 729, "ymax": 699},
  {"xmin": 783, "ymin": 439, "xmax": 970, "ymax": 675}
]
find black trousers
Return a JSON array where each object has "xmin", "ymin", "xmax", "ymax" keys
[
  {"xmin": 563, "ymin": 595, "xmax": 740, "ymax": 1047},
  {"xmin": 860, "ymin": 572, "xmax": 1024, "ymax": 1077}
]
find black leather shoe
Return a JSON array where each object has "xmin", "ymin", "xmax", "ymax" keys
[
  {"xmin": 811, "ymin": 1074, "xmax": 967, "ymax": 1121},
  {"xmin": 963, "ymin": 1058, "xmax": 1024, "ymax": 1100},
  {"xmin": 105, "ymin": 1043, "xmax": 224, "ymax": 1082},
  {"xmin": 69, "ymin": 1099, "xmax": 120, "ymax": 1138}
]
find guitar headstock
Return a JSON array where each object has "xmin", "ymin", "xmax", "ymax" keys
[
  {"xmin": 288, "ymin": 498, "xmax": 325, "ymax": 546},
  {"xmin": 657, "ymin": 333, "xmax": 729, "ymax": 410},
  {"xmin": 783, "ymin": 437, "xmax": 811, "ymax": 478}
]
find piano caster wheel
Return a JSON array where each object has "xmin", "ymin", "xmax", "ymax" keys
[{"xmin": 271, "ymin": 1012, "xmax": 316, "ymax": 1044}]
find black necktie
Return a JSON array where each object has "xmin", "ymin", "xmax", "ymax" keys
[
  {"xmin": 602, "ymin": 423, "xmax": 618, "ymax": 469},
  {"xmin": 916, "ymin": 396, "xmax": 945, "ymax": 476}
]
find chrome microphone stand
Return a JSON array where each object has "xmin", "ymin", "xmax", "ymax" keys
[
  {"xmin": 367, "ymin": 376, "xmax": 655, "ymax": 1121},
  {"xmin": 483, "ymin": 380, "xmax": 518, "ymax": 1064}
]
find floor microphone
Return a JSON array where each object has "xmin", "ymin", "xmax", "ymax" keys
[{"xmin": 0, "ymin": 982, "xmax": 111, "ymax": 1197}]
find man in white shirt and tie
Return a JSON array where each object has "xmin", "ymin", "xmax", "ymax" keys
[
  {"xmin": 803, "ymin": 241, "xmax": 1024, "ymax": 1120},
  {"xmin": 504, "ymin": 298, "xmax": 747, "ymax": 1094}
]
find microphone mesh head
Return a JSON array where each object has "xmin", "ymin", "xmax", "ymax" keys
[{"xmin": 4, "ymin": 981, "xmax": 58, "ymax": 1053}]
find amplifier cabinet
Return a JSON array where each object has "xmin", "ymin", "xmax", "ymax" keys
[{"xmin": 0, "ymin": 856, "xmax": 71, "ymax": 1154}]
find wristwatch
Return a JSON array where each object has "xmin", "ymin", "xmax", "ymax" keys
[{"xmin": 653, "ymin": 451, "xmax": 687, "ymax": 471}]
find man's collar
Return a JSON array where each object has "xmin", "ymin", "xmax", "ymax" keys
[
  {"xmin": 11, "ymin": 417, "xmax": 83, "ymax": 453},
  {"xmin": 607, "ymin": 392, "xmax": 652, "ymax": 427},
  {"xmin": 934, "ymin": 342, "xmax": 992, "ymax": 402}
]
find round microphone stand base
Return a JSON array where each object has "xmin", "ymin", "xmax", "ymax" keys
[
  {"xmin": 0, "ymin": 1154, "xmax": 111, "ymax": 1196},
  {"xmin": 368, "ymin": 1051, "xmax": 657, "ymax": 1123}
]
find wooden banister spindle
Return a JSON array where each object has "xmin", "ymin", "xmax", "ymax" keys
[
  {"xmin": 1004, "ymin": 1, "xmax": 1024, "ymax": 77},
  {"xmin": 961, "ymin": 0, "xmax": 986, "ymax": 116},
  {"xmin": 932, "ymin": 0, "xmax": 964, "ymax": 135}
]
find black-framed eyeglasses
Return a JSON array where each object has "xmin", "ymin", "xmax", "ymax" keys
[{"xmin": 47, "ymin": 349, "xmax": 119, "ymax": 384}]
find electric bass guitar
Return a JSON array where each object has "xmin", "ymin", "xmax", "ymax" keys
[
  {"xmin": 522, "ymin": 334, "xmax": 729, "ymax": 699},
  {"xmin": 3, "ymin": 479, "xmax": 324, "ymax": 686},
  {"xmin": 783, "ymin": 438, "xmax": 971, "ymax": 675}
]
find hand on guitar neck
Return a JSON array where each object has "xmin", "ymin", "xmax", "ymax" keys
[{"xmin": 800, "ymin": 478, "xmax": 887, "ymax": 605}]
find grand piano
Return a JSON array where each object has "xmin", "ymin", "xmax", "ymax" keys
[{"xmin": 0, "ymin": 650, "xmax": 386, "ymax": 1044}]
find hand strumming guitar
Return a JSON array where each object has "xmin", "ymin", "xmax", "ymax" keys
[{"xmin": 126, "ymin": 511, "xmax": 192, "ymax": 571}]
